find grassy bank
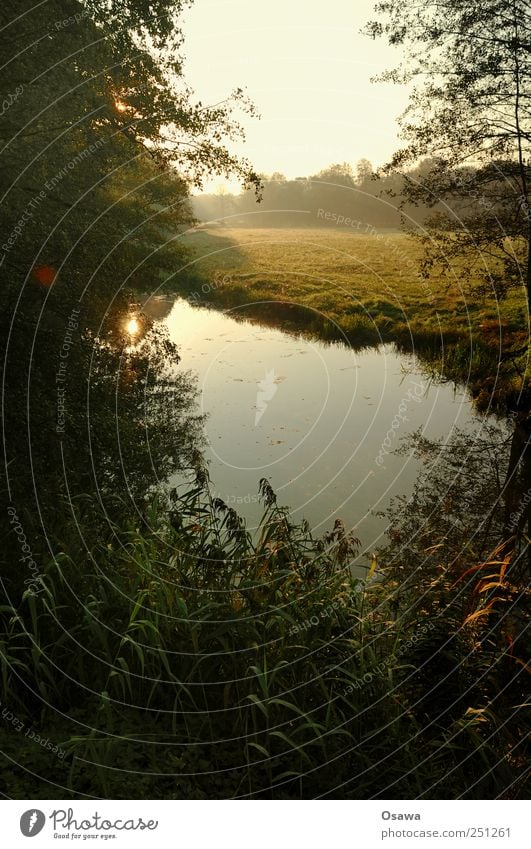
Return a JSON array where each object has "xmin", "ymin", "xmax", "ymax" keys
[
  {"xmin": 173, "ymin": 227, "xmax": 529, "ymax": 409},
  {"xmin": 1, "ymin": 478, "xmax": 526, "ymax": 799}
]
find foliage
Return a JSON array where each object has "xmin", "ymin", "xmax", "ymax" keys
[
  {"xmin": 368, "ymin": 0, "xmax": 531, "ymax": 313},
  {"xmin": 0, "ymin": 0, "xmax": 259, "ymax": 538},
  {"xmin": 1, "ymin": 478, "xmax": 526, "ymax": 799},
  {"xmin": 377, "ymin": 425, "xmax": 530, "ymax": 757}
]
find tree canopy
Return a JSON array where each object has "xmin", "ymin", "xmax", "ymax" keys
[
  {"xmin": 0, "ymin": 0, "xmax": 259, "ymax": 529},
  {"xmin": 368, "ymin": 0, "xmax": 531, "ymax": 314}
]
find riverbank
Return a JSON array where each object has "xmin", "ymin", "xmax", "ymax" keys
[
  {"xmin": 173, "ymin": 227, "xmax": 529, "ymax": 411},
  {"xmin": 1, "ymin": 477, "xmax": 527, "ymax": 799}
]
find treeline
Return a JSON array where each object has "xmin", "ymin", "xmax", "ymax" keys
[
  {"xmin": 191, "ymin": 159, "xmax": 439, "ymax": 229},
  {"xmin": 192, "ymin": 157, "xmax": 528, "ymax": 235}
]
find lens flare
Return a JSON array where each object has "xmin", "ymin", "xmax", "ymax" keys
[{"xmin": 32, "ymin": 265, "xmax": 56, "ymax": 286}]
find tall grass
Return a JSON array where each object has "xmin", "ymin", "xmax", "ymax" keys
[{"xmin": 0, "ymin": 475, "xmax": 526, "ymax": 798}]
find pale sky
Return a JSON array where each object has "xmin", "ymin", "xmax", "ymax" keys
[{"xmin": 181, "ymin": 0, "xmax": 410, "ymax": 190}]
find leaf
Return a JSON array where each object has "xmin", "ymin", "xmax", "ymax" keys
[
  {"xmin": 464, "ymin": 597, "xmax": 501, "ymax": 625},
  {"xmin": 245, "ymin": 693, "xmax": 269, "ymax": 718},
  {"xmin": 246, "ymin": 741, "xmax": 270, "ymax": 758}
]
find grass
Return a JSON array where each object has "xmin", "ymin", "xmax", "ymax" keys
[
  {"xmin": 177, "ymin": 227, "xmax": 525, "ymax": 337},
  {"xmin": 172, "ymin": 227, "xmax": 529, "ymax": 409},
  {"xmin": 1, "ymin": 476, "xmax": 527, "ymax": 799}
]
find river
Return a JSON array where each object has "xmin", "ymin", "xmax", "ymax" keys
[{"xmin": 148, "ymin": 296, "xmax": 493, "ymax": 557}]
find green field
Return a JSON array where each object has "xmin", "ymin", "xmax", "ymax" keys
[
  {"xmin": 175, "ymin": 227, "xmax": 528, "ymax": 407},
  {"xmin": 180, "ymin": 227, "xmax": 524, "ymax": 336}
]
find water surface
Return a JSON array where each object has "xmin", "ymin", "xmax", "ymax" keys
[{"xmin": 153, "ymin": 297, "xmax": 490, "ymax": 555}]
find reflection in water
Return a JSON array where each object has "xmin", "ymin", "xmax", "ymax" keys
[
  {"xmin": 125, "ymin": 316, "xmax": 140, "ymax": 337},
  {"xmin": 158, "ymin": 297, "xmax": 496, "ymax": 558},
  {"xmin": 381, "ymin": 421, "xmax": 531, "ymax": 570},
  {"xmin": 380, "ymin": 420, "xmax": 530, "ymax": 691},
  {"xmin": 501, "ymin": 417, "xmax": 531, "ymax": 551},
  {"xmin": 142, "ymin": 294, "xmax": 175, "ymax": 323}
]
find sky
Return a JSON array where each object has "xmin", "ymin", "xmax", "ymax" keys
[{"xmin": 181, "ymin": 0, "xmax": 410, "ymax": 191}]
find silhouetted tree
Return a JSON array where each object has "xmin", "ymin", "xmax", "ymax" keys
[
  {"xmin": 356, "ymin": 158, "xmax": 373, "ymax": 185},
  {"xmin": 0, "ymin": 0, "xmax": 258, "ymax": 535},
  {"xmin": 368, "ymin": 0, "xmax": 531, "ymax": 318}
]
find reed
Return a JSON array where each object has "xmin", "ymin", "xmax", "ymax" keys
[{"xmin": 0, "ymin": 476, "xmax": 525, "ymax": 798}]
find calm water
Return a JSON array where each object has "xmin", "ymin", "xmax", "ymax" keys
[{"xmin": 151, "ymin": 297, "xmax": 491, "ymax": 555}]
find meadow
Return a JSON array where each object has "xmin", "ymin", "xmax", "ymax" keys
[
  {"xmin": 174, "ymin": 226, "xmax": 529, "ymax": 409},
  {"xmin": 180, "ymin": 228, "xmax": 523, "ymax": 334}
]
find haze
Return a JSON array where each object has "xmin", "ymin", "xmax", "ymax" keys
[{"xmin": 181, "ymin": 0, "xmax": 410, "ymax": 187}]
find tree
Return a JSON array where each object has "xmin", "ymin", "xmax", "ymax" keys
[
  {"xmin": 356, "ymin": 158, "xmax": 373, "ymax": 185},
  {"xmin": 368, "ymin": 0, "xmax": 531, "ymax": 317},
  {"xmin": 314, "ymin": 162, "xmax": 355, "ymax": 188},
  {"xmin": 0, "ymin": 0, "xmax": 259, "ymax": 537}
]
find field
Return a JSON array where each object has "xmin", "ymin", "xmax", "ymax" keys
[
  {"xmin": 174, "ymin": 227, "xmax": 528, "ymax": 408},
  {"xmin": 179, "ymin": 227, "xmax": 526, "ymax": 343}
]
